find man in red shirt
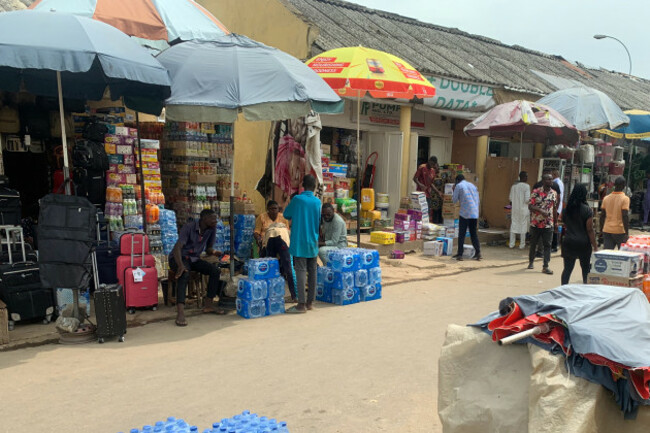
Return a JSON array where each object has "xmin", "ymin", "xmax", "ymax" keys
[
  {"xmin": 413, "ymin": 156, "xmax": 441, "ymax": 222},
  {"xmin": 527, "ymin": 174, "xmax": 558, "ymax": 275}
]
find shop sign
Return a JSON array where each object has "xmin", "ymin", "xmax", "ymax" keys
[
  {"xmin": 424, "ymin": 75, "xmax": 495, "ymax": 112},
  {"xmin": 353, "ymin": 102, "xmax": 425, "ymax": 129}
]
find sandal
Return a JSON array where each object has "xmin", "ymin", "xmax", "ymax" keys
[
  {"xmin": 286, "ymin": 305, "xmax": 307, "ymax": 314},
  {"xmin": 175, "ymin": 318, "xmax": 188, "ymax": 327}
]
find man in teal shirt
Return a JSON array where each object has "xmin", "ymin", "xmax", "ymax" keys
[
  {"xmin": 284, "ymin": 174, "xmax": 321, "ymax": 313},
  {"xmin": 318, "ymin": 203, "xmax": 348, "ymax": 265}
]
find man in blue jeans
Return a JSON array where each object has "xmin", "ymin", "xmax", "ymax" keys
[
  {"xmin": 169, "ymin": 208, "xmax": 225, "ymax": 326},
  {"xmin": 452, "ymin": 174, "xmax": 482, "ymax": 261},
  {"xmin": 284, "ymin": 174, "xmax": 321, "ymax": 313}
]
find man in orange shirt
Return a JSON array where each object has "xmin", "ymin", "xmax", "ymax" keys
[{"xmin": 600, "ymin": 176, "xmax": 630, "ymax": 250}]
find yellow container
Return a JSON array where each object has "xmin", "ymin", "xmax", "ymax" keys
[
  {"xmin": 361, "ymin": 188, "xmax": 375, "ymax": 211},
  {"xmin": 370, "ymin": 231, "xmax": 396, "ymax": 245}
]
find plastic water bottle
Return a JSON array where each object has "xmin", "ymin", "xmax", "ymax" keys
[
  {"xmin": 355, "ymin": 269, "xmax": 368, "ymax": 287},
  {"xmin": 237, "ymin": 278, "xmax": 268, "ymax": 300},
  {"xmin": 369, "ymin": 267, "xmax": 382, "ymax": 285}
]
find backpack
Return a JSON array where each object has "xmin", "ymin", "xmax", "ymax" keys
[
  {"xmin": 73, "ymin": 140, "xmax": 109, "ymax": 171},
  {"xmin": 82, "ymin": 122, "xmax": 109, "ymax": 143}
]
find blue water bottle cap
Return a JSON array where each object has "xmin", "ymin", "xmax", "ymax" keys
[{"xmin": 130, "ymin": 429, "xmax": 139, "ymax": 433}]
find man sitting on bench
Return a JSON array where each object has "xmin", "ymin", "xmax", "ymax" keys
[{"xmin": 169, "ymin": 209, "xmax": 225, "ymax": 327}]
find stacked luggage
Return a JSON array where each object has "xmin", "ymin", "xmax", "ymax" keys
[
  {"xmin": 0, "ymin": 187, "xmax": 55, "ymax": 330},
  {"xmin": 117, "ymin": 231, "xmax": 158, "ymax": 314}
]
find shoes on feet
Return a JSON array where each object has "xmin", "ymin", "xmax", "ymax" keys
[
  {"xmin": 527, "ymin": 263, "xmax": 534, "ymax": 270},
  {"xmin": 473, "ymin": 255, "xmax": 482, "ymax": 261},
  {"xmin": 542, "ymin": 267, "xmax": 554, "ymax": 275}
]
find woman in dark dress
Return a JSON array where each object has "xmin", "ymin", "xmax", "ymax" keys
[{"xmin": 561, "ymin": 184, "xmax": 598, "ymax": 284}]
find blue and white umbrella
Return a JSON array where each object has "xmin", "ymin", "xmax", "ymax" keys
[
  {"xmin": 0, "ymin": 10, "xmax": 171, "ymax": 191},
  {"xmin": 537, "ymin": 85, "xmax": 629, "ymax": 132}
]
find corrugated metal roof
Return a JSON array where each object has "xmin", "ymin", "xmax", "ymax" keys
[{"xmin": 283, "ymin": 0, "xmax": 650, "ymax": 110}]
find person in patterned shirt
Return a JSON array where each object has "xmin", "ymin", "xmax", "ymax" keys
[{"xmin": 527, "ymin": 174, "xmax": 558, "ymax": 274}]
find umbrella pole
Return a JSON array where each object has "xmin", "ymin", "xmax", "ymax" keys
[
  {"xmin": 627, "ymin": 140, "xmax": 633, "ymax": 190},
  {"xmin": 518, "ymin": 131, "xmax": 523, "ymax": 175},
  {"xmin": 56, "ymin": 71, "xmax": 71, "ymax": 196},
  {"xmin": 135, "ymin": 112, "xmax": 147, "ymax": 233},
  {"xmin": 230, "ymin": 121, "xmax": 236, "ymax": 279},
  {"xmin": 356, "ymin": 92, "xmax": 361, "ymax": 248}
]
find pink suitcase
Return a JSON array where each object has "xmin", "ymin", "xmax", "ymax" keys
[
  {"xmin": 119, "ymin": 233, "xmax": 158, "ymax": 313},
  {"xmin": 119, "ymin": 231, "xmax": 150, "ymax": 255},
  {"xmin": 117, "ymin": 254, "xmax": 156, "ymax": 288}
]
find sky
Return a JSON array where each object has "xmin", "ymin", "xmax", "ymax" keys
[{"xmin": 349, "ymin": 0, "xmax": 648, "ymax": 79}]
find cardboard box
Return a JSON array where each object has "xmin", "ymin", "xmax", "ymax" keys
[
  {"xmin": 436, "ymin": 236, "xmax": 455, "ymax": 256},
  {"xmin": 329, "ymin": 163, "xmax": 348, "ymax": 177},
  {"xmin": 444, "ymin": 227, "xmax": 457, "ymax": 238},
  {"xmin": 423, "ymin": 240, "xmax": 444, "ymax": 256},
  {"xmin": 234, "ymin": 202, "xmax": 256, "ymax": 215},
  {"xmin": 371, "ymin": 231, "xmax": 396, "ymax": 245},
  {"xmin": 444, "ymin": 184, "xmax": 455, "ymax": 195},
  {"xmin": 587, "ymin": 273, "xmax": 643, "ymax": 290},
  {"xmin": 443, "ymin": 218, "xmax": 459, "ymax": 228},
  {"xmin": 591, "ymin": 250, "xmax": 644, "ymax": 278}
]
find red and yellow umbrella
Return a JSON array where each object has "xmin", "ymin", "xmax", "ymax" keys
[{"xmin": 306, "ymin": 46, "xmax": 435, "ymax": 99}]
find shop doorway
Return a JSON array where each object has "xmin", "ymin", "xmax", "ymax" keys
[
  {"xmin": 417, "ymin": 136, "xmax": 430, "ymax": 166},
  {"xmin": 367, "ymin": 131, "xmax": 403, "ymax": 216}
]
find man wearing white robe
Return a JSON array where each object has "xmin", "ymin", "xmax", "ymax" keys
[{"xmin": 509, "ymin": 171, "xmax": 531, "ymax": 249}]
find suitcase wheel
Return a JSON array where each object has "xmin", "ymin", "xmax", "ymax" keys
[
  {"xmin": 128, "ymin": 308, "xmax": 135, "ymax": 315},
  {"xmin": 152, "ymin": 306, "xmax": 157, "ymax": 311},
  {"xmin": 118, "ymin": 336, "xmax": 125, "ymax": 343},
  {"xmin": 98, "ymin": 338, "xmax": 105, "ymax": 344},
  {"xmin": 8, "ymin": 320, "xmax": 14, "ymax": 331}
]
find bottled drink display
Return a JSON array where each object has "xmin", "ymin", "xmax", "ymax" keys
[{"xmin": 317, "ymin": 248, "xmax": 382, "ymax": 305}]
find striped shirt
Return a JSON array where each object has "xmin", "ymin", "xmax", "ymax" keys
[{"xmin": 452, "ymin": 180, "xmax": 480, "ymax": 219}]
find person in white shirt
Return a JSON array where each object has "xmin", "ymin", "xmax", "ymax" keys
[
  {"xmin": 552, "ymin": 169, "xmax": 564, "ymax": 252},
  {"xmin": 509, "ymin": 171, "xmax": 531, "ymax": 249}
]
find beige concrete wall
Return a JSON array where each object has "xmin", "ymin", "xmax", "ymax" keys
[{"xmin": 199, "ymin": 0, "xmax": 316, "ymax": 59}]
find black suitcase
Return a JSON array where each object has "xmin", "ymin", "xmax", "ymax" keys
[
  {"xmin": 0, "ymin": 187, "xmax": 21, "ymax": 226},
  {"xmin": 94, "ymin": 283, "xmax": 126, "ymax": 343},
  {"xmin": 0, "ymin": 262, "xmax": 54, "ymax": 330},
  {"xmin": 94, "ymin": 214, "xmax": 118, "ymax": 285}
]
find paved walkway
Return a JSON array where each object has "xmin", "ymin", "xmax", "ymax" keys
[{"xmin": 0, "ymin": 245, "xmax": 556, "ymax": 351}]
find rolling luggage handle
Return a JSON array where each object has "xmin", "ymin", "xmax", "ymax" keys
[{"xmin": 0, "ymin": 225, "xmax": 27, "ymax": 264}]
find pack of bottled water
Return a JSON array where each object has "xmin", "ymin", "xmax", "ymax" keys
[
  {"xmin": 331, "ymin": 286, "xmax": 360, "ymax": 305},
  {"xmin": 233, "ymin": 214, "xmax": 256, "ymax": 230},
  {"xmin": 248, "ymin": 258, "xmax": 280, "ymax": 280},
  {"xmin": 360, "ymin": 283, "xmax": 382, "ymax": 301},
  {"xmin": 267, "ymin": 276, "xmax": 287, "ymax": 298},
  {"xmin": 237, "ymin": 259, "xmax": 285, "ymax": 319},
  {"xmin": 237, "ymin": 278, "xmax": 268, "ymax": 301},
  {"xmin": 317, "ymin": 248, "xmax": 382, "ymax": 306},
  {"xmin": 120, "ymin": 411, "xmax": 290, "ymax": 432},
  {"xmin": 160, "ymin": 209, "xmax": 179, "ymax": 255}
]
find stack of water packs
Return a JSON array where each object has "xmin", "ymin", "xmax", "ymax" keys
[
  {"xmin": 236, "ymin": 258, "xmax": 286, "ymax": 319},
  {"xmin": 317, "ymin": 248, "xmax": 382, "ymax": 305}
]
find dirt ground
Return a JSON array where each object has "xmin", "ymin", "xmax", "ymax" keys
[{"xmin": 0, "ymin": 245, "xmax": 576, "ymax": 433}]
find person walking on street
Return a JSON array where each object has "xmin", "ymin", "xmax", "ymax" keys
[
  {"xmin": 528, "ymin": 174, "xmax": 557, "ymax": 274},
  {"xmin": 509, "ymin": 171, "xmax": 530, "ymax": 249},
  {"xmin": 284, "ymin": 174, "xmax": 321, "ymax": 313},
  {"xmin": 452, "ymin": 174, "xmax": 481, "ymax": 261},
  {"xmin": 533, "ymin": 169, "xmax": 561, "ymax": 258},
  {"xmin": 413, "ymin": 156, "xmax": 442, "ymax": 223},
  {"xmin": 551, "ymin": 169, "xmax": 564, "ymax": 252},
  {"xmin": 600, "ymin": 176, "xmax": 630, "ymax": 250},
  {"xmin": 561, "ymin": 184, "xmax": 598, "ymax": 284}
]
